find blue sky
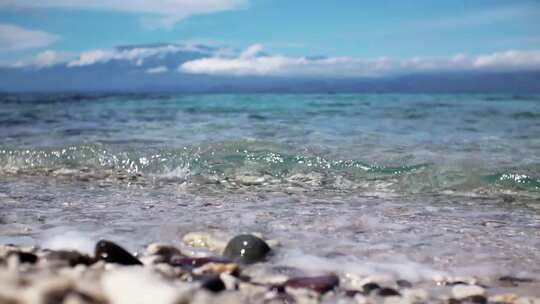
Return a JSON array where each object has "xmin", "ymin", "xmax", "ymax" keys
[{"xmin": 1, "ymin": 0, "xmax": 540, "ymax": 76}]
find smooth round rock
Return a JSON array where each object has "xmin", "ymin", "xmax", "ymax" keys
[
  {"xmin": 222, "ymin": 234, "xmax": 271, "ymax": 264},
  {"xmin": 95, "ymin": 240, "xmax": 142, "ymax": 266}
]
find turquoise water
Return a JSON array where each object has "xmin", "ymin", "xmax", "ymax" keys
[
  {"xmin": 1, "ymin": 93, "xmax": 539, "ymax": 285},
  {"xmin": 1, "ymin": 93, "xmax": 539, "ymax": 194}
]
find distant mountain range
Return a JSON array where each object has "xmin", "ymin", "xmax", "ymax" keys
[{"xmin": 2, "ymin": 43, "xmax": 540, "ymax": 93}]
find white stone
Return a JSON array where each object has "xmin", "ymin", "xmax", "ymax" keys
[
  {"xmin": 235, "ymin": 175, "xmax": 266, "ymax": 186},
  {"xmin": 402, "ymin": 288, "xmax": 428, "ymax": 303},
  {"xmin": 451, "ymin": 285, "xmax": 485, "ymax": 299},
  {"xmin": 182, "ymin": 231, "xmax": 227, "ymax": 252},
  {"xmin": 220, "ymin": 273, "xmax": 239, "ymax": 290},
  {"xmin": 22, "ymin": 277, "xmax": 72, "ymax": 304},
  {"xmin": 102, "ymin": 267, "xmax": 182, "ymax": 304},
  {"xmin": 516, "ymin": 297, "xmax": 540, "ymax": 304},
  {"xmin": 383, "ymin": 296, "xmax": 403, "ymax": 304}
]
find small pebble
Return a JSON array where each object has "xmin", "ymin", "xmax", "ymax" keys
[
  {"xmin": 44, "ymin": 250, "xmax": 94, "ymax": 267},
  {"xmin": 515, "ymin": 297, "xmax": 540, "ymax": 304},
  {"xmin": 499, "ymin": 276, "xmax": 533, "ymax": 287},
  {"xmin": 463, "ymin": 295, "xmax": 487, "ymax": 304},
  {"xmin": 222, "ymin": 234, "xmax": 271, "ymax": 264},
  {"xmin": 94, "ymin": 240, "xmax": 142, "ymax": 266},
  {"xmin": 396, "ymin": 279, "xmax": 413, "ymax": 288},
  {"xmin": 378, "ymin": 287, "xmax": 400, "ymax": 297},
  {"xmin": 344, "ymin": 289, "xmax": 362, "ymax": 297},
  {"xmin": 201, "ymin": 275, "xmax": 226, "ymax": 293},
  {"xmin": 489, "ymin": 293, "xmax": 519, "ymax": 303},
  {"xmin": 285, "ymin": 274, "xmax": 339, "ymax": 294},
  {"xmin": 193, "ymin": 262, "xmax": 240, "ymax": 276},
  {"xmin": 362, "ymin": 282, "xmax": 381, "ymax": 294},
  {"xmin": 402, "ymin": 288, "xmax": 429, "ymax": 302},
  {"xmin": 102, "ymin": 268, "xmax": 180, "ymax": 304},
  {"xmin": 452, "ymin": 285, "xmax": 486, "ymax": 299},
  {"xmin": 170, "ymin": 257, "xmax": 231, "ymax": 269},
  {"xmin": 145, "ymin": 244, "xmax": 184, "ymax": 263},
  {"xmin": 219, "ymin": 273, "xmax": 239, "ymax": 290},
  {"xmin": 235, "ymin": 175, "xmax": 266, "ymax": 186},
  {"xmin": 8, "ymin": 251, "xmax": 38, "ymax": 264}
]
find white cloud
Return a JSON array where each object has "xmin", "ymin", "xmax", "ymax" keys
[
  {"xmin": 67, "ymin": 44, "xmax": 206, "ymax": 67},
  {"xmin": 146, "ymin": 66, "xmax": 168, "ymax": 74},
  {"xmin": 0, "ymin": 23, "xmax": 59, "ymax": 51},
  {"xmin": 180, "ymin": 44, "xmax": 540, "ymax": 77},
  {"xmin": 240, "ymin": 43, "xmax": 263, "ymax": 58},
  {"xmin": 68, "ymin": 49, "xmax": 114, "ymax": 67},
  {"xmin": 474, "ymin": 50, "xmax": 540, "ymax": 69},
  {"xmin": 13, "ymin": 50, "xmax": 73, "ymax": 68},
  {"xmin": 1, "ymin": 0, "xmax": 248, "ymax": 28}
]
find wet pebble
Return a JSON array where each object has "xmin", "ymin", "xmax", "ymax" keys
[
  {"xmin": 200, "ymin": 275, "xmax": 226, "ymax": 293},
  {"xmin": 170, "ymin": 257, "xmax": 232, "ymax": 269},
  {"xmin": 222, "ymin": 234, "xmax": 271, "ymax": 264},
  {"xmin": 145, "ymin": 243, "xmax": 184, "ymax": 264},
  {"xmin": 7, "ymin": 251, "xmax": 38, "ymax": 264},
  {"xmin": 44, "ymin": 250, "xmax": 94, "ymax": 267},
  {"xmin": 94, "ymin": 240, "xmax": 142, "ymax": 266},
  {"xmin": 236, "ymin": 175, "xmax": 266, "ymax": 186},
  {"xmin": 193, "ymin": 262, "xmax": 240, "ymax": 276},
  {"xmin": 284, "ymin": 275, "xmax": 339, "ymax": 294},
  {"xmin": 463, "ymin": 295, "xmax": 487, "ymax": 304},
  {"xmin": 499, "ymin": 276, "xmax": 533, "ymax": 287},
  {"xmin": 362, "ymin": 282, "xmax": 381, "ymax": 294},
  {"xmin": 378, "ymin": 287, "xmax": 401, "ymax": 297},
  {"xmin": 344, "ymin": 289, "xmax": 362, "ymax": 297},
  {"xmin": 396, "ymin": 279, "xmax": 413, "ymax": 288}
]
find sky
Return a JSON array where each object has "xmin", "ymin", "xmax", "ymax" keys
[{"xmin": 0, "ymin": 0, "xmax": 540, "ymax": 77}]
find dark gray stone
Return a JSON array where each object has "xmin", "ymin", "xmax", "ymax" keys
[
  {"xmin": 222, "ymin": 234, "xmax": 271, "ymax": 264},
  {"xmin": 95, "ymin": 240, "xmax": 142, "ymax": 266},
  {"xmin": 201, "ymin": 275, "xmax": 226, "ymax": 293}
]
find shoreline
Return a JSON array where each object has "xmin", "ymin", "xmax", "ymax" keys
[{"xmin": 1, "ymin": 234, "xmax": 539, "ymax": 304}]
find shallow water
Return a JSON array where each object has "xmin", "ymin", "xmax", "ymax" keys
[{"xmin": 1, "ymin": 93, "xmax": 539, "ymax": 292}]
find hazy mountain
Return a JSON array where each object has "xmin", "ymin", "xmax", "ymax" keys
[{"xmin": 1, "ymin": 43, "xmax": 539, "ymax": 93}]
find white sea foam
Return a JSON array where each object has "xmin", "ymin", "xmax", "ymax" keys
[
  {"xmin": 160, "ymin": 165, "xmax": 191, "ymax": 179},
  {"xmin": 41, "ymin": 230, "xmax": 95, "ymax": 254},
  {"xmin": 277, "ymin": 249, "xmax": 446, "ymax": 283}
]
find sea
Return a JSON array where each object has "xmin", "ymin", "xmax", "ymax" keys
[{"xmin": 1, "ymin": 93, "xmax": 539, "ymax": 286}]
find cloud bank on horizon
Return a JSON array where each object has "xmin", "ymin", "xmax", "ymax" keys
[
  {"xmin": 179, "ymin": 44, "xmax": 540, "ymax": 77},
  {"xmin": 8, "ymin": 43, "xmax": 540, "ymax": 78}
]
